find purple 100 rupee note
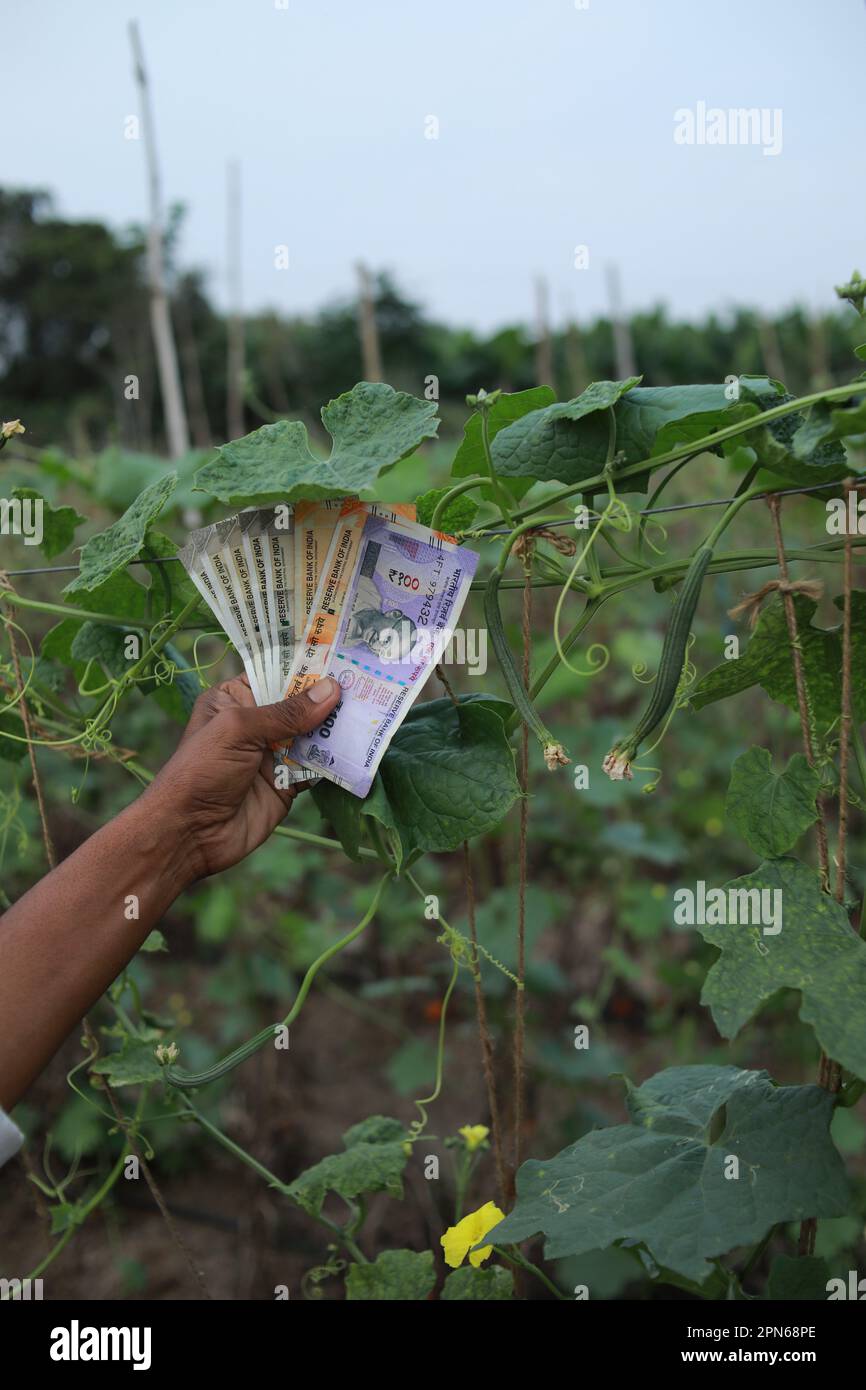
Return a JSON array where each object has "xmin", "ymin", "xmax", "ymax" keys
[{"xmin": 286, "ymin": 511, "xmax": 479, "ymax": 797}]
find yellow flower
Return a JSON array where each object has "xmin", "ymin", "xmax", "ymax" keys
[
  {"xmin": 1, "ymin": 419, "xmax": 25, "ymax": 439},
  {"xmin": 441, "ymin": 1201, "xmax": 505, "ymax": 1269},
  {"xmin": 458, "ymin": 1124, "xmax": 489, "ymax": 1152}
]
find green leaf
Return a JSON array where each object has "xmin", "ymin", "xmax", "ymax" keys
[
  {"xmin": 286, "ymin": 1113, "xmax": 408, "ymax": 1216},
  {"xmin": 0, "ymin": 711, "xmax": 28, "ymax": 762},
  {"xmin": 698, "ymin": 857, "xmax": 866, "ymax": 1081},
  {"xmin": 345, "ymin": 1249, "xmax": 435, "ymax": 1301},
  {"xmin": 725, "ymin": 748, "xmax": 819, "ymax": 858},
  {"xmin": 311, "ymin": 776, "xmax": 367, "ymax": 864},
  {"xmin": 649, "ymin": 376, "xmax": 852, "ymax": 485},
  {"xmin": 733, "ymin": 380, "xmax": 851, "ymax": 483},
  {"xmin": 792, "ymin": 396, "xmax": 866, "ymax": 459},
  {"xmin": 91, "ymin": 1040, "xmax": 164, "ymax": 1087},
  {"xmin": 441, "ymin": 1265, "xmax": 514, "ymax": 1300},
  {"xmin": 40, "ymin": 620, "xmax": 87, "ymax": 684},
  {"xmin": 692, "ymin": 592, "xmax": 866, "ymax": 731},
  {"xmin": 65, "ymin": 583, "xmax": 200, "ymax": 722},
  {"xmin": 490, "ymin": 377, "xmax": 641, "ymax": 485},
  {"xmin": 142, "ymin": 529, "xmax": 213, "ymax": 624},
  {"xmin": 66, "ymin": 569, "xmax": 151, "ymax": 621},
  {"xmin": 486, "ymin": 1064, "xmax": 848, "ymax": 1283},
  {"xmin": 64, "ymin": 473, "xmax": 177, "ymax": 595},
  {"xmin": 767, "ymin": 1254, "xmax": 830, "ymax": 1301},
  {"xmin": 193, "ymin": 382, "xmax": 438, "ymax": 506},
  {"xmin": 51, "ymin": 1096, "xmax": 104, "ymax": 1161},
  {"xmin": 450, "ymin": 386, "xmax": 555, "ymax": 502},
  {"xmin": 312, "ymin": 695, "xmax": 520, "ymax": 862},
  {"xmin": 49, "ymin": 1201, "xmax": 85, "ymax": 1235},
  {"xmin": 342, "ymin": 1114, "xmax": 406, "ymax": 1146},
  {"xmin": 9, "ymin": 487, "xmax": 85, "ymax": 558},
  {"xmin": 415, "ymin": 486, "xmax": 478, "ymax": 533},
  {"xmin": 71, "ymin": 622, "xmax": 130, "ymax": 678}
]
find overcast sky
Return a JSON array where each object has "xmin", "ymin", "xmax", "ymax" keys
[{"xmin": 5, "ymin": 0, "xmax": 865, "ymax": 331}]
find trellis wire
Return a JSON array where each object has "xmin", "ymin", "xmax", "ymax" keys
[{"xmin": 2, "ymin": 478, "xmax": 864, "ymax": 579}]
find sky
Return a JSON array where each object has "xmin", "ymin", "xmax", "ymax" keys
[{"xmin": 4, "ymin": 0, "xmax": 865, "ymax": 332}]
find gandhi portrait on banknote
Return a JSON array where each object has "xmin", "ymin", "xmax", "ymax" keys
[{"xmin": 344, "ymin": 574, "xmax": 418, "ymax": 664}]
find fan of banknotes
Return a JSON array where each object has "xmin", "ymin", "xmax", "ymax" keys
[{"xmin": 178, "ymin": 500, "xmax": 479, "ymax": 798}]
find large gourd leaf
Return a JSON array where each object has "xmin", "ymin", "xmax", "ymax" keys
[
  {"xmin": 441, "ymin": 1266, "xmax": 513, "ymax": 1299},
  {"xmin": 286, "ymin": 1114, "xmax": 408, "ymax": 1217},
  {"xmin": 490, "ymin": 376, "xmax": 645, "ymax": 486},
  {"xmin": 9, "ymin": 487, "xmax": 85, "ymax": 558},
  {"xmin": 487, "ymin": 1064, "xmax": 848, "ymax": 1283},
  {"xmin": 193, "ymin": 382, "xmax": 438, "ymax": 506},
  {"xmin": 725, "ymin": 747, "xmax": 820, "ymax": 858},
  {"xmin": 449, "ymin": 386, "xmax": 555, "ymax": 503},
  {"xmin": 64, "ymin": 473, "xmax": 177, "ymax": 594},
  {"xmin": 698, "ymin": 856, "xmax": 866, "ymax": 1079},
  {"xmin": 691, "ymin": 592, "xmax": 866, "ymax": 731},
  {"xmin": 488, "ymin": 375, "xmax": 852, "ymax": 490},
  {"xmin": 313, "ymin": 695, "xmax": 519, "ymax": 863},
  {"xmin": 345, "ymin": 1249, "xmax": 435, "ymax": 1301},
  {"xmin": 792, "ymin": 395, "xmax": 866, "ymax": 459}
]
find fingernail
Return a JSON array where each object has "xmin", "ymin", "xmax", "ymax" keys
[{"xmin": 307, "ymin": 676, "xmax": 338, "ymax": 703}]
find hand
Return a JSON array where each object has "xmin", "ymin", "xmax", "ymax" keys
[{"xmin": 142, "ymin": 673, "xmax": 341, "ymax": 880}]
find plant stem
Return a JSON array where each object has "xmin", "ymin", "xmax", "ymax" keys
[
  {"xmin": 492, "ymin": 1245, "xmax": 568, "ymax": 1300},
  {"xmin": 178, "ymin": 1097, "xmax": 369, "ymax": 1263},
  {"xmin": 280, "ymin": 872, "xmax": 392, "ymax": 1028},
  {"xmin": 480, "ymin": 407, "xmax": 516, "ymax": 526},
  {"xmin": 0, "ymin": 591, "xmax": 199, "ymax": 631},
  {"xmin": 430, "ymin": 476, "xmax": 488, "ymax": 533}
]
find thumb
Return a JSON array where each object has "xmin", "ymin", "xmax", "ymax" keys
[{"xmin": 238, "ymin": 676, "xmax": 342, "ymax": 747}]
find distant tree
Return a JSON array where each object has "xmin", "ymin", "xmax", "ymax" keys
[{"xmin": 0, "ymin": 189, "xmax": 150, "ymax": 449}]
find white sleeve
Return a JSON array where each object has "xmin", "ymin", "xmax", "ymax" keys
[{"xmin": 0, "ymin": 1106, "xmax": 24, "ymax": 1168}]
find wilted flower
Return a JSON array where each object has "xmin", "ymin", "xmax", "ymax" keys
[
  {"xmin": 1, "ymin": 419, "xmax": 25, "ymax": 439},
  {"xmin": 544, "ymin": 742, "xmax": 570, "ymax": 771},
  {"xmin": 603, "ymin": 749, "xmax": 633, "ymax": 781}
]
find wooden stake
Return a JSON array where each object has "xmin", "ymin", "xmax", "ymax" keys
[
  {"xmin": 534, "ymin": 276, "xmax": 554, "ymax": 388},
  {"xmin": 226, "ymin": 159, "xmax": 245, "ymax": 441},
  {"xmin": 356, "ymin": 262, "xmax": 383, "ymax": 382},
  {"xmin": 605, "ymin": 263, "xmax": 637, "ymax": 379},
  {"xmin": 757, "ymin": 314, "xmax": 786, "ymax": 385},
  {"xmin": 128, "ymin": 21, "xmax": 190, "ymax": 459}
]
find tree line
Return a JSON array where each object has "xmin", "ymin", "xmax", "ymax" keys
[{"xmin": 0, "ymin": 188, "xmax": 860, "ymax": 456}]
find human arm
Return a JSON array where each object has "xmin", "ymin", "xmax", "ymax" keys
[{"xmin": 0, "ymin": 674, "xmax": 341, "ymax": 1111}]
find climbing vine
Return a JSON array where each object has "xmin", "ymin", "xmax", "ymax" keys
[{"xmin": 3, "ymin": 272, "xmax": 866, "ymax": 1300}]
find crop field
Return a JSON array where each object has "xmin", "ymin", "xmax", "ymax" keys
[{"xmin": 1, "ymin": 1, "xmax": 865, "ymax": 1349}]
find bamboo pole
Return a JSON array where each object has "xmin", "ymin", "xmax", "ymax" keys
[
  {"xmin": 226, "ymin": 159, "xmax": 245, "ymax": 441},
  {"xmin": 128, "ymin": 21, "xmax": 190, "ymax": 459},
  {"xmin": 605, "ymin": 263, "xmax": 637, "ymax": 379},
  {"xmin": 356, "ymin": 262, "xmax": 383, "ymax": 381},
  {"xmin": 534, "ymin": 275, "xmax": 554, "ymax": 388}
]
